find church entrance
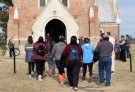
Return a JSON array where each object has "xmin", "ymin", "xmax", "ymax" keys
[{"xmin": 45, "ymin": 19, "xmax": 66, "ymax": 43}]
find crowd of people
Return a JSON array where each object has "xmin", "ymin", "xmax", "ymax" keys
[
  {"xmin": 114, "ymin": 34, "xmax": 131, "ymax": 62},
  {"xmin": 18, "ymin": 33, "xmax": 131, "ymax": 91}
]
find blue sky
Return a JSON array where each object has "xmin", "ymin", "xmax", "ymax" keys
[
  {"xmin": 0, "ymin": 1, "xmax": 135, "ymax": 37},
  {"xmin": 118, "ymin": 0, "xmax": 135, "ymax": 38}
]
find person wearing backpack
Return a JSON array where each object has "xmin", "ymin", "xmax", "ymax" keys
[
  {"xmin": 52, "ymin": 35, "xmax": 66, "ymax": 85},
  {"xmin": 61, "ymin": 36, "xmax": 83, "ymax": 91},
  {"xmin": 33, "ymin": 36, "xmax": 48, "ymax": 82},
  {"xmin": 81, "ymin": 38, "xmax": 94, "ymax": 82}
]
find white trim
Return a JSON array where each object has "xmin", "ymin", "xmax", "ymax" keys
[
  {"xmin": 68, "ymin": 0, "xmax": 70, "ymax": 8},
  {"xmin": 100, "ymin": 22, "xmax": 118, "ymax": 25},
  {"xmin": 45, "ymin": 0, "xmax": 48, "ymax": 5},
  {"xmin": 38, "ymin": 0, "xmax": 40, "ymax": 8},
  {"xmin": 14, "ymin": 7, "xmax": 19, "ymax": 19},
  {"xmin": 32, "ymin": 0, "xmax": 79, "ymax": 43},
  {"xmin": 100, "ymin": 24, "xmax": 118, "ymax": 26}
]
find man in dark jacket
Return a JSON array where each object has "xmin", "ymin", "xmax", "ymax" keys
[
  {"xmin": 8, "ymin": 38, "xmax": 15, "ymax": 57},
  {"xmin": 95, "ymin": 33, "xmax": 113, "ymax": 86},
  {"xmin": 119, "ymin": 35, "xmax": 126, "ymax": 61}
]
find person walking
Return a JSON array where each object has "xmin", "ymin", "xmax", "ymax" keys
[
  {"xmin": 52, "ymin": 35, "xmax": 66, "ymax": 85},
  {"xmin": 119, "ymin": 35, "xmax": 126, "ymax": 62},
  {"xmin": 95, "ymin": 33, "xmax": 113, "ymax": 86},
  {"xmin": 47, "ymin": 38, "xmax": 56, "ymax": 77},
  {"xmin": 61, "ymin": 36, "xmax": 83, "ymax": 91},
  {"xmin": 25, "ymin": 36, "xmax": 35, "ymax": 78},
  {"xmin": 81, "ymin": 38, "xmax": 94, "ymax": 82},
  {"xmin": 8, "ymin": 38, "xmax": 15, "ymax": 57},
  {"xmin": 33, "ymin": 36, "xmax": 48, "ymax": 82},
  {"xmin": 46, "ymin": 33, "xmax": 51, "ymax": 44}
]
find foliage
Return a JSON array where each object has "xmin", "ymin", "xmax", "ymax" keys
[
  {"xmin": 0, "ymin": 0, "xmax": 13, "ymax": 42},
  {"xmin": 0, "ymin": 0, "xmax": 13, "ymax": 6}
]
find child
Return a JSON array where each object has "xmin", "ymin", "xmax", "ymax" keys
[{"xmin": 81, "ymin": 38, "xmax": 94, "ymax": 82}]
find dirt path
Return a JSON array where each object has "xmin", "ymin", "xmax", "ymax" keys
[{"xmin": 0, "ymin": 46, "xmax": 135, "ymax": 92}]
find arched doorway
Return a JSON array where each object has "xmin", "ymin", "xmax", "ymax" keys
[{"xmin": 45, "ymin": 19, "xmax": 66, "ymax": 43}]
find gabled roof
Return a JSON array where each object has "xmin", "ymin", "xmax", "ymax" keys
[
  {"xmin": 32, "ymin": 0, "xmax": 79, "ymax": 42},
  {"xmin": 95, "ymin": 0, "xmax": 116, "ymax": 23}
]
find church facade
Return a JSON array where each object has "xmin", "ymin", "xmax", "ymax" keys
[{"xmin": 8, "ymin": 0, "xmax": 120, "ymax": 53}]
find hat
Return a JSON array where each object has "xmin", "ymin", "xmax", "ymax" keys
[{"xmin": 103, "ymin": 33, "xmax": 109, "ymax": 38}]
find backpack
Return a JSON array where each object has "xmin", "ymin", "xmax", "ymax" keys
[
  {"xmin": 69, "ymin": 45, "xmax": 79, "ymax": 61},
  {"xmin": 37, "ymin": 44, "xmax": 45, "ymax": 56}
]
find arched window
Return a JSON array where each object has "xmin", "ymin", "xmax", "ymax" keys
[
  {"xmin": 38, "ymin": 0, "xmax": 45, "ymax": 7},
  {"xmin": 38, "ymin": 0, "xmax": 69, "ymax": 7},
  {"xmin": 62, "ymin": 0, "xmax": 68, "ymax": 7}
]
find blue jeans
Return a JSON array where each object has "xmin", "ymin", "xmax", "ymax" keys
[{"xmin": 99, "ymin": 56, "xmax": 112, "ymax": 86}]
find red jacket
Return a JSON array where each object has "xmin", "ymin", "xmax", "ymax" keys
[
  {"xmin": 33, "ymin": 42, "xmax": 48, "ymax": 60},
  {"xmin": 62, "ymin": 44, "xmax": 83, "ymax": 65}
]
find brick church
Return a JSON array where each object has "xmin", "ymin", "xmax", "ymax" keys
[{"xmin": 7, "ymin": 0, "xmax": 120, "ymax": 54}]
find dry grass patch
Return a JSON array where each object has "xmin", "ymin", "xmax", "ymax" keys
[{"xmin": 0, "ymin": 44, "xmax": 135, "ymax": 92}]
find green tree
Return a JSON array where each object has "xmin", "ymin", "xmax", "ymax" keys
[
  {"xmin": 0, "ymin": 0, "xmax": 13, "ymax": 6},
  {"xmin": 0, "ymin": 0, "xmax": 13, "ymax": 40}
]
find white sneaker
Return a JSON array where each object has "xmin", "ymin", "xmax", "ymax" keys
[
  {"xmin": 73, "ymin": 87, "xmax": 78, "ymax": 91},
  {"xmin": 43, "ymin": 71, "xmax": 45, "ymax": 77},
  {"xmin": 31, "ymin": 71, "xmax": 34, "ymax": 77},
  {"xmin": 60, "ymin": 81, "xmax": 64, "ymax": 85},
  {"xmin": 99, "ymin": 83, "xmax": 104, "ymax": 86},
  {"xmin": 29, "ymin": 75, "xmax": 31, "ymax": 78},
  {"xmin": 38, "ymin": 75, "xmax": 43, "ymax": 82}
]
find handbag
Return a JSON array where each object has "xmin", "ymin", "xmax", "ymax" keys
[{"xmin": 93, "ymin": 50, "xmax": 99, "ymax": 62}]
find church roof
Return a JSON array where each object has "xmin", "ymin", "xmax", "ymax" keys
[{"xmin": 95, "ymin": 0, "xmax": 116, "ymax": 23}]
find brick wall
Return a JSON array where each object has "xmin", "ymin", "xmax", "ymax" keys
[
  {"xmin": 8, "ymin": 0, "xmax": 40, "ymax": 39},
  {"xmin": 8, "ymin": 0, "xmax": 102, "ymax": 39},
  {"xmin": 7, "ymin": 0, "xmax": 119, "ymax": 54},
  {"xmin": 70, "ymin": 0, "xmax": 92, "ymax": 38},
  {"xmin": 100, "ymin": 24, "xmax": 119, "ymax": 38}
]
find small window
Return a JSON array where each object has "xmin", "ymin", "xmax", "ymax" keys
[
  {"xmin": 62, "ymin": 0, "xmax": 68, "ymax": 7},
  {"xmin": 40, "ymin": 0, "xmax": 45, "ymax": 7}
]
